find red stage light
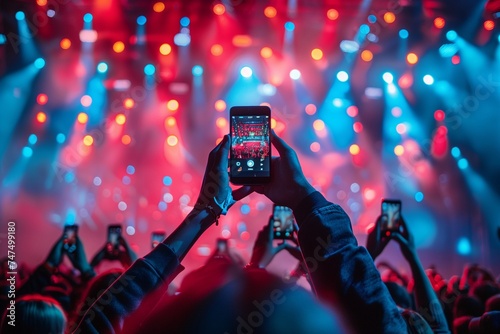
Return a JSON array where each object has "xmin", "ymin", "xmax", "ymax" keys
[
  {"xmin": 37, "ymin": 93, "xmax": 48, "ymax": 105},
  {"xmin": 113, "ymin": 41, "xmax": 125, "ymax": 53},
  {"xmin": 240, "ymin": 231, "xmax": 250, "ymax": 241},
  {"xmin": 60, "ymin": 38, "xmax": 71, "ymax": 50},
  {"xmin": 347, "ymin": 106, "xmax": 358, "ymax": 117},
  {"xmin": 310, "ymin": 142, "xmax": 321, "ymax": 152},
  {"xmin": 305, "ymin": 104, "xmax": 317, "ymax": 115},
  {"xmin": 434, "ymin": 110, "xmax": 445, "ymax": 122},
  {"xmin": 451, "ymin": 55, "xmax": 460, "ymax": 65},
  {"xmin": 260, "ymin": 47, "xmax": 273, "ymax": 59},
  {"xmin": 353, "ymin": 122, "xmax": 363, "ymax": 133},
  {"xmin": 37, "ymin": 0, "xmax": 47, "ymax": 5},
  {"xmin": 363, "ymin": 188, "xmax": 376, "ymax": 202},
  {"xmin": 153, "ymin": 2, "xmax": 165, "ymax": 13},
  {"xmin": 81, "ymin": 95, "xmax": 92, "ymax": 107},
  {"xmin": 398, "ymin": 73, "xmax": 414, "ymax": 89},
  {"xmin": 406, "ymin": 52, "xmax": 418, "ymax": 65}
]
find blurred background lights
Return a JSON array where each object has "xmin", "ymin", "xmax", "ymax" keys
[
  {"xmin": 423, "ymin": 75, "xmax": 435, "ymax": 85},
  {"xmin": 382, "ymin": 72, "xmax": 394, "ymax": 84},
  {"xmin": 83, "ymin": 13, "xmax": 93, "ymax": 23},
  {"xmin": 163, "ymin": 176, "xmax": 173, "ymax": 186},
  {"xmin": 446, "ymin": 30, "xmax": 458, "ymax": 42},
  {"xmin": 77, "ymin": 112, "xmax": 88, "ymax": 124},
  {"xmin": 81, "ymin": 95, "xmax": 92, "ymax": 107},
  {"xmin": 361, "ymin": 50, "xmax": 373, "ymax": 62},
  {"xmin": 36, "ymin": 112, "xmax": 47, "ymax": 123},
  {"xmin": 153, "ymin": 2, "xmax": 165, "ymax": 13},
  {"xmin": 192, "ymin": 65, "xmax": 203, "ymax": 76},
  {"xmin": 406, "ymin": 53, "xmax": 419, "ymax": 65},
  {"xmin": 415, "ymin": 192, "xmax": 424, "ymax": 202},
  {"xmin": 93, "ymin": 176, "xmax": 102, "ymax": 186},
  {"xmin": 327, "ymin": 9, "xmax": 339, "ymax": 20},
  {"xmin": 126, "ymin": 165, "xmax": 135, "ymax": 175},
  {"xmin": 159, "ymin": 43, "xmax": 172, "ymax": 55},
  {"xmin": 15, "ymin": 11, "xmax": 25, "ymax": 20},
  {"xmin": 240, "ymin": 66, "xmax": 253, "ymax": 78},
  {"xmin": 115, "ymin": 113, "xmax": 126, "ymax": 125},
  {"xmin": 144, "ymin": 64, "xmax": 156, "ymax": 75},
  {"xmin": 289, "ymin": 69, "xmax": 301, "ymax": 80},
  {"xmin": 284, "ymin": 22, "xmax": 295, "ymax": 31},
  {"xmin": 126, "ymin": 226, "xmax": 135, "ymax": 235},
  {"xmin": 264, "ymin": 6, "xmax": 277, "ymax": 18},
  {"xmin": 113, "ymin": 41, "xmax": 125, "ymax": 53},
  {"xmin": 211, "ymin": 44, "xmax": 223, "ymax": 56},
  {"xmin": 60, "ymin": 38, "xmax": 71, "ymax": 49},
  {"xmin": 56, "ymin": 133, "xmax": 66, "ymax": 144},
  {"xmin": 349, "ymin": 144, "xmax": 360, "ymax": 155},
  {"xmin": 180, "ymin": 17, "xmax": 190, "ymax": 27},
  {"xmin": 37, "ymin": 93, "xmax": 48, "ymax": 105},
  {"xmin": 213, "ymin": 4, "xmax": 225, "ymax": 15},
  {"xmin": 434, "ymin": 17, "xmax": 446, "ymax": 29},
  {"xmin": 484, "ymin": 20, "xmax": 495, "ymax": 31},
  {"xmin": 399, "ymin": 29, "xmax": 409, "ymax": 39},
  {"xmin": 124, "ymin": 98, "xmax": 134, "ymax": 109},
  {"xmin": 97, "ymin": 62, "xmax": 108, "ymax": 73},
  {"xmin": 350, "ymin": 182, "xmax": 360, "ymax": 193},
  {"xmin": 240, "ymin": 204, "xmax": 251, "ymax": 215},
  {"xmin": 137, "ymin": 16, "xmax": 147, "ymax": 25},
  {"xmin": 383, "ymin": 12, "xmax": 396, "ymax": 24},
  {"xmin": 451, "ymin": 147, "xmax": 461, "ymax": 158},
  {"xmin": 83, "ymin": 135, "xmax": 94, "ymax": 146},
  {"xmin": 22, "ymin": 147, "xmax": 33, "ymax": 158},
  {"xmin": 28, "ymin": 134, "xmax": 37, "ymax": 145},
  {"xmin": 34, "ymin": 58, "xmax": 46, "ymax": 69},
  {"xmin": 457, "ymin": 237, "xmax": 471, "ymax": 255},
  {"xmin": 458, "ymin": 158, "xmax": 469, "ymax": 169},
  {"xmin": 337, "ymin": 71, "xmax": 349, "ymax": 82},
  {"xmin": 311, "ymin": 48, "xmax": 323, "ymax": 60},
  {"xmin": 167, "ymin": 135, "xmax": 178, "ymax": 146}
]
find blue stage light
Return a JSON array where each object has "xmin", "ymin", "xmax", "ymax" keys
[
  {"xmin": 83, "ymin": 13, "xmax": 93, "ymax": 23},
  {"xmin": 360, "ymin": 24, "xmax": 370, "ymax": 35},
  {"xmin": 382, "ymin": 72, "xmax": 394, "ymax": 84},
  {"xmin": 192, "ymin": 65, "xmax": 203, "ymax": 76},
  {"xmin": 126, "ymin": 165, "xmax": 135, "ymax": 175},
  {"xmin": 136, "ymin": 16, "xmax": 147, "ymax": 25},
  {"xmin": 457, "ymin": 237, "xmax": 471, "ymax": 255},
  {"xmin": 0, "ymin": 34, "xmax": 6, "ymax": 44},
  {"xmin": 56, "ymin": 133, "xmax": 66, "ymax": 144},
  {"xmin": 451, "ymin": 147, "xmax": 461, "ymax": 158},
  {"xmin": 458, "ymin": 158, "xmax": 468, "ymax": 170},
  {"xmin": 423, "ymin": 75, "xmax": 435, "ymax": 85},
  {"xmin": 446, "ymin": 30, "xmax": 457, "ymax": 42},
  {"xmin": 337, "ymin": 71, "xmax": 349, "ymax": 82},
  {"xmin": 34, "ymin": 58, "xmax": 46, "ymax": 69},
  {"xmin": 368, "ymin": 15, "xmax": 377, "ymax": 23},
  {"xmin": 240, "ymin": 204, "xmax": 250, "ymax": 215},
  {"xmin": 97, "ymin": 62, "xmax": 108, "ymax": 73},
  {"xmin": 22, "ymin": 146, "xmax": 33, "ymax": 158},
  {"xmin": 180, "ymin": 17, "xmax": 190, "ymax": 27},
  {"xmin": 163, "ymin": 176, "xmax": 172, "ymax": 186},
  {"xmin": 284, "ymin": 21, "xmax": 295, "ymax": 31},
  {"xmin": 28, "ymin": 134, "xmax": 38, "ymax": 145},
  {"xmin": 415, "ymin": 192, "xmax": 424, "ymax": 202},
  {"xmin": 399, "ymin": 29, "xmax": 409, "ymax": 39},
  {"xmin": 15, "ymin": 11, "xmax": 25, "ymax": 21},
  {"xmin": 144, "ymin": 64, "xmax": 155, "ymax": 75}
]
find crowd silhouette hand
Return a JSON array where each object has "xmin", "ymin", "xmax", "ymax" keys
[
  {"xmin": 45, "ymin": 235, "xmax": 65, "ymax": 268},
  {"xmin": 366, "ymin": 216, "xmax": 390, "ymax": 260},
  {"xmin": 249, "ymin": 223, "xmax": 300, "ymax": 268},
  {"xmin": 66, "ymin": 236, "xmax": 92, "ymax": 274},
  {"xmin": 390, "ymin": 218, "xmax": 416, "ymax": 260},
  {"xmin": 251, "ymin": 130, "xmax": 316, "ymax": 210},
  {"xmin": 196, "ymin": 135, "xmax": 253, "ymax": 220}
]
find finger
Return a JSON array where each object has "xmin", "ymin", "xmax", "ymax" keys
[
  {"xmin": 268, "ymin": 218, "xmax": 274, "ymax": 242},
  {"xmin": 275, "ymin": 242, "xmax": 287, "ymax": 253},
  {"xmin": 270, "ymin": 129, "xmax": 293, "ymax": 158},
  {"xmin": 232, "ymin": 185, "xmax": 254, "ymax": 201}
]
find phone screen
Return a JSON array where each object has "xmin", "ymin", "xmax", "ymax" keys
[
  {"xmin": 63, "ymin": 225, "xmax": 78, "ymax": 253},
  {"xmin": 381, "ymin": 199, "xmax": 401, "ymax": 231},
  {"xmin": 229, "ymin": 106, "xmax": 271, "ymax": 185},
  {"xmin": 151, "ymin": 230, "xmax": 166, "ymax": 249},
  {"xmin": 272, "ymin": 205, "xmax": 294, "ymax": 239},
  {"xmin": 107, "ymin": 225, "xmax": 122, "ymax": 247}
]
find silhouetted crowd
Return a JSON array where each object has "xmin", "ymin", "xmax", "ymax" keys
[{"xmin": 1, "ymin": 132, "xmax": 499, "ymax": 333}]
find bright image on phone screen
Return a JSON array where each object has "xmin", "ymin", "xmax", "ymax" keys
[{"xmin": 230, "ymin": 115, "xmax": 270, "ymax": 178}]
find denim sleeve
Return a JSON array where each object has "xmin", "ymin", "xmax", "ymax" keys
[
  {"xmin": 72, "ymin": 243, "xmax": 180, "ymax": 334},
  {"xmin": 296, "ymin": 192, "xmax": 407, "ymax": 334}
]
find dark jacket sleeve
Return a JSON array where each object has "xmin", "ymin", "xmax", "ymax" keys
[
  {"xmin": 72, "ymin": 243, "xmax": 181, "ymax": 334},
  {"xmin": 295, "ymin": 192, "xmax": 407, "ymax": 334}
]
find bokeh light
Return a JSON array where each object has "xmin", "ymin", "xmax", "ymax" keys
[
  {"xmin": 36, "ymin": 112, "xmax": 47, "ymax": 123},
  {"xmin": 115, "ymin": 113, "xmax": 126, "ymax": 125},
  {"xmin": 211, "ymin": 44, "xmax": 223, "ymax": 56},
  {"xmin": 37, "ymin": 93, "xmax": 48, "ymax": 105},
  {"xmin": 121, "ymin": 135, "xmax": 131, "ymax": 145},
  {"xmin": 159, "ymin": 43, "xmax": 172, "ymax": 55},
  {"xmin": 83, "ymin": 135, "xmax": 94, "ymax": 146},
  {"xmin": 310, "ymin": 142, "xmax": 321, "ymax": 152},
  {"xmin": 60, "ymin": 38, "xmax": 71, "ymax": 50},
  {"xmin": 305, "ymin": 104, "xmax": 317, "ymax": 115},
  {"xmin": 167, "ymin": 99, "xmax": 179, "ymax": 112},
  {"xmin": 313, "ymin": 119, "xmax": 325, "ymax": 131},
  {"xmin": 434, "ymin": 110, "xmax": 445, "ymax": 122},
  {"xmin": 153, "ymin": 2, "xmax": 165, "ymax": 13},
  {"xmin": 77, "ymin": 112, "xmax": 89, "ymax": 124},
  {"xmin": 349, "ymin": 144, "xmax": 360, "ymax": 155},
  {"xmin": 434, "ymin": 17, "xmax": 445, "ymax": 29},
  {"xmin": 394, "ymin": 145, "xmax": 405, "ymax": 156},
  {"xmin": 383, "ymin": 12, "xmax": 396, "ymax": 24},
  {"xmin": 81, "ymin": 95, "xmax": 92, "ymax": 107},
  {"xmin": 360, "ymin": 50, "xmax": 373, "ymax": 62},
  {"xmin": 113, "ymin": 41, "xmax": 125, "ymax": 53},
  {"xmin": 264, "ymin": 6, "xmax": 277, "ymax": 18},
  {"xmin": 215, "ymin": 100, "xmax": 226, "ymax": 112},
  {"xmin": 260, "ymin": 47, "xmax": 273, "ymax": 58},
  {"xmin": 213, "ymin": 4, "xmax": 225, "ymax": 15},
  {"xmin": 406, "ymin": 52, "xmax": 419, "ymax": 65},
  {"xmin": 124, "ymin": 98, "xmax": 134, "ymax": 109},
  {"xmin": 167, "ymin": 135, "xmax": 179, "ymax": 146},
  {"xmin": 484, "ymin": 20, "xmax": 495, "ymax": 31},
  {"xmin": 327, "ymin": 9, "xmax": 339, "ymax": 20},
  {"xmin": 311, "ymin": 48, "xmax": 323, "ymax": 60}
]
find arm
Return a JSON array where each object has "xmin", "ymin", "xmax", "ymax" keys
[
  {"xmin": 392, "ymin": 220, "xmax": 450, "ymax": 334},
  {"xmin": 73, "ymin": 135, "xmax": 252, "ymax": 334},
  {"xmin": 252, "ymin": 131, "xmax": 406, "ymax": 333}
]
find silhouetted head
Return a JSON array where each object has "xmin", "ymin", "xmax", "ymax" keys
[
  {"xmin": 1, "ymin": 294, "xmax": 66, "ymax": 334},
  {"xmin": 129, "ymin": 257, "xmax": 342, "ymax": 334}
]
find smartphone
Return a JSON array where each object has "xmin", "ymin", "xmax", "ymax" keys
[
  {"xmin": 229, "ymin": 106, "xmax": 271, "ymax": 185},
  {"xmin": 151, "ymin": 230, "xmax": 166, "ymax": 249},
  {"xmin": 107, "ymin": 224, "xmax": 122, "ymax": 248},
  {"xmin": 381, "ymin": 199, "xmax": 402, "ymax": 232},
  {"xmin": 63, "ymin": 225, "xmax": 78, "ymax": 253},
  {"xmin": 271, "ymin": 205, "xmax": 295, "ymax": 239},
  {"xmin": 216, "ymin": 238, "xmax": 228, "ymax": 254}
]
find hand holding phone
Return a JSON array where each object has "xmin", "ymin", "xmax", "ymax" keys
[
  {"xmin": 229, "ymin": 106, "xmax": 271, "ymax": 185},
  {"xmin": 271, "ymin": 205, "xmax": 295, "ymax": 239},
  {"xmin": 381, "ymin": 199, "xmax": 402, "ymax": 233},
  {"xmin": 63, "ymin": 225, "xmax": 78, "ymax": 253},
  {"xmin": 151, "ymin": 230, "xmax": 166, "ymax": 249},
  {"xmin": 107, "ymin": 224, "xmax": 122, "ymax": 254}
]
